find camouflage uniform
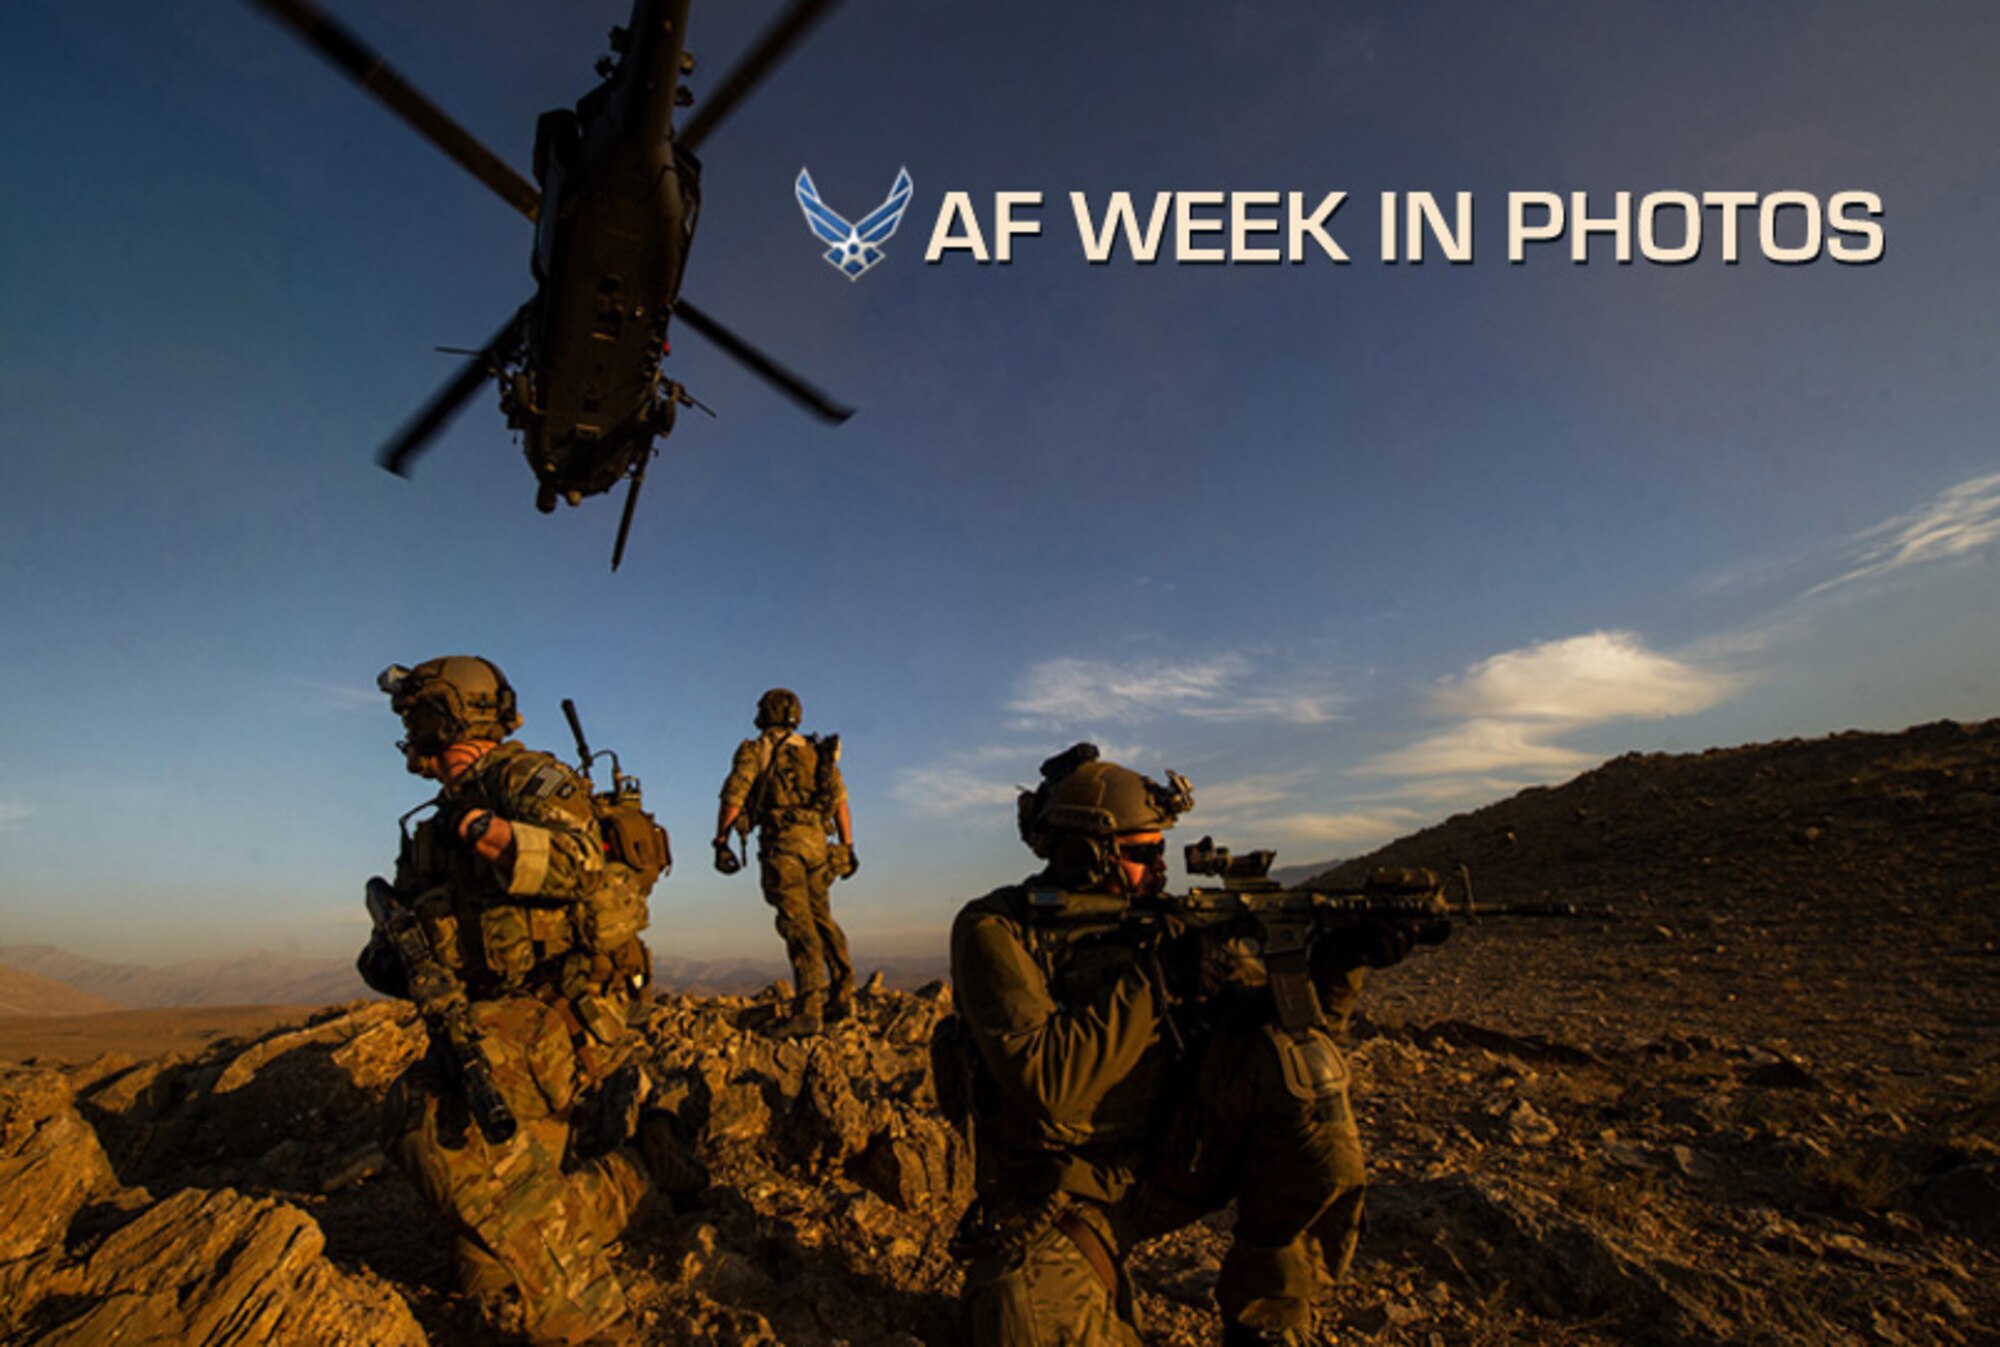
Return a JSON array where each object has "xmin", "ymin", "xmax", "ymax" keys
[
  {"xmin": 950, "ymin": 884, "xmax": 1370, "ymax": 1346},
  {"xmin": 719, "ymin": 727, "xmax": 853, "ymax": 1014},
  {"xmin": 374, "ymin": 740, "xmax": 652, "ymax": 1346}
]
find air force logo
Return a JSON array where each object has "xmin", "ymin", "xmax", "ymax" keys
[{"xmin": 795, "ymin": 166, "xmax": 913, "ymax": 280}]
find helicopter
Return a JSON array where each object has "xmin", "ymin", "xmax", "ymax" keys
[{"xmin": 245, "ymin": 0, "xmax": 853, "ymax": 569}]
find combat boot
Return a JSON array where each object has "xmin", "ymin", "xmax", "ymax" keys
[
  {"xmin": 825, "ymin": 977, "xmax": 856, "ymax": 1024},
  {"xmin": 772, "ymin": 1003, "xmax": 824, "ymax": 1039},
  {"xmin": 637, "ymin": 1107, "xmax": 710, "ymax": 1206}
]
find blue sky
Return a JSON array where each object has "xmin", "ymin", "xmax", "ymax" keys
[{"xmin": 3, "ymin": 1, "xmax": 1996, "ymax": 964}]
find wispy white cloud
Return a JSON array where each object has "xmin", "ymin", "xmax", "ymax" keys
[
  {"xmin": 1360, "ymin": 631, "xmax": 1742, "ymax": 781},
  {"xmin": 1193, "ymin": 691, "xmax": 1344, "ymax": 724},
  {"xmin": 1359, "ymin": 719, "xmax": 1600, "ymax": 778},
  {"xmin": 1248, "ymin": 809, "xmax": 1425, "ymax": 848},
  {"xmin": 1699, "ymin": 470, "xmax": 2000, "ymax": 607},
  {"xmin": 892, "ymin": 767, "xmax": 1021, "ymax": 818},
  {"xmin": 1006, "ymin": 655, "xmax": 1342, "ymax": 727},
  {"xmin": 299, "ymin": 678, "xmax": 383, "ymax": 712},
  {"xmin": 1808, "ymin": 470, "xmax": 2000, "ymax": 598},
  {"xmin": 0, "ymin": 801, "xmax": 33, "ymax": 827},
  {"xmin": 894, "ymin": 739, "xmax": 1158, "ymax": 820},
  {"xmin": 1361, "ymin": 775, "xmax": 1544, "ymax": 806},
  {"xmin": 1172, "ymin": 771, "xmax": 1424, "ymax": 856},
  {"xmin": 1189, "ymin": 770, "xmax": 1316, "ymax": 815},
  {"xmin": 1007, "ymin": 655, "xmax": 1248, "ymax": 723}
]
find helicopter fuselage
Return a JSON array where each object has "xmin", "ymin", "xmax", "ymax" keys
[
  {"xmin": 243, "ymin": 0, "xmax": 850, "ymax": 567},
  {"xmin": 507, "ymin": 0, "xmax": 700, "ymax": 510}
]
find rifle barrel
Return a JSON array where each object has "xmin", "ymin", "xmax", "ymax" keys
[{"xmin": 562, "ymin": 698, "xmax": 595, "ymax": 771}]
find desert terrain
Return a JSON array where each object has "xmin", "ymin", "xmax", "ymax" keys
[{"xmin": 2, "ymin": 718, "xmax": 1994, "ymax": 1345}]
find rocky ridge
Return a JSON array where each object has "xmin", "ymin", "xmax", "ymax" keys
[{"xmin": 1, "ymin": 717, "xmax": 1996, "ymax": 1344}]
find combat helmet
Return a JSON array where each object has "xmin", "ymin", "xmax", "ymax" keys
[
  {"xmin": 378, "ymin": 656, "xmax": 522, "ymax": 754},
  {"xmin": 755, "ymin": 687, "xmax": 803, "ymax": 730},
  {"xmin": 1018, "ymin": 743, "xmax": 1194, "ymax": 887}
]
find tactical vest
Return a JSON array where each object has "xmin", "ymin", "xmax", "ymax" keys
[
  {"xmin": 747, "ymin": 732, "xmax": 833, "ymax": 834},
  {"xmin": 396, "ymin": 743, "xmax": 629, "ymax": 993},
  {"xmin": 939, "ymin": 885, "xmax": 1182, "ymax": 1204}
]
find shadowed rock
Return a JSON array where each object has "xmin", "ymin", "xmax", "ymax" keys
[
  {"xmin": 0, "ymin": 1066, "xmax": 117, "ymax": 1263},
  {"xmin": 17, "ymin": 1187, "xmax": 424, "ymax": 1346}
]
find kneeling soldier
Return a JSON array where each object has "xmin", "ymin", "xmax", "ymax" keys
[
  {"xmin": 360, "ymin": 656, "xmax": 701, "ymax": 1346},
  {"xmin": 942, "ymin": 744, "xmax": 1406, "ymax": 1346}
]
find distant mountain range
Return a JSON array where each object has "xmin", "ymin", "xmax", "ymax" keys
[
  {"xmin": 0, "ymin": 945, "xmax": 370, "ymax": 1012},
  {"xmin": 7, "ymin": 718, "xmax": 1994, "ymax": 1011},
  {"xmin": 0, "ymin": 943, "xmax": 952, "ymax": 1012},
  {"xmin": 0, "ymin": 963, "xmax": 125, "ymax": 1017},
  {"xmin": 1269, "ymin": 858, "xmax": 1342, "ymax": 888}
]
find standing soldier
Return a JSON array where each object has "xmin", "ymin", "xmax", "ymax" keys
[
  {"xmin": 940, "ymin": 743, "xmax": 1408, "ymax": 1346},
  {"xmin": 359, "ymin": 656, "xmax": 701, "ymax": 1346},
  {"xmin": 712, "ymin": 687, "xmax": 857, "ymax": 1038}
]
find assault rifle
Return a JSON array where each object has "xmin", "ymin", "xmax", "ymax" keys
[
  {"xmin": 1024, "ymin": 836, "xmax": 1609, "ymax": 1042},
  {"xmin": 561, "ymin": 698, "xmax": 638, "ymax": 805},
  {"xmin": 364, "ymin": 877, "xmax": 517, "ymax": 1144},
  {"xmin": 1165, "ymin": 836, "xmax": 1610, "ymax": 1034}
]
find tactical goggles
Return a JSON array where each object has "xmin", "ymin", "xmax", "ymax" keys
[
  {"xmin": 394, "ymin": 698, "xmax": 454, "ymax": 756},
  {"xmin": 1117, "ymin": 840, "xmax": 1167, "ymax": 865}
]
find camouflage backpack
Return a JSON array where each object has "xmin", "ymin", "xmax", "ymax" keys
[{"xmin": 555, "ymin": 700, "xmax": 670, "ymax": 982}]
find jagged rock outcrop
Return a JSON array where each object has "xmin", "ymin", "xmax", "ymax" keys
[
  {"xmin": 17, "ymin": 1187, "xmax": 425, "ymax": 1346},
  {"xmin": 0, "ymin": 971, "xmax": 1994, "ymax": 1345},
  {"xmin": 0, "ymin": 1066, "xmax": 118, "ymax": 1262},
  {"xmin": 0, "ymin": 1061, "xmax": 423, "ymax": 1346}
]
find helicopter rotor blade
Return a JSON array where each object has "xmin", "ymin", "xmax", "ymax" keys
[
  {"xmin": 609, "ymin": 457, "xmax": 650, "ymax": 572},
  {"xmin": 243, "ymin": 0, "xmax": 541, "ymax": 221},
  {"xmin": 674, "ymin": 300, "xmax": 854, "ymax": 424},
  {"xmin": 378, "ymin": 308, "xmax": 528, "ymax": 477},
  {"xmin": 678, "ymin": 0, "xmax": 846, "ymax": 153}
]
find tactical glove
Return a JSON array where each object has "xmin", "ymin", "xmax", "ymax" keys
[
  {"xmin": 712, "ymin": 838, "xmax": 743, "ymax": 876},
  {"xmin": 1156, "ymin": 916, "xmax": 1268, "ymax": 1004},
  {"xmin": 830, "ymin": 843, "xmax": 859, "ymax": 880},
  {"xmin": 1312, "ymin": 918, "xmax": 1416, "ymax": 974}
]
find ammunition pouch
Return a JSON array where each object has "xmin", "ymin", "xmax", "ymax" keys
[
  {"xmin": 597, "ymin": 799, "xmax": 670, "ymax": 892},
  {"xmin": 429, "ymin": 995, "xmax": 576, "ymax": 1124},
  {"xmin": 764, "ymin": 806, "xmax": 828, "ymax": 835},
  {"xmin": 479, "ymin": 905, "xmax": 539, "ymax": 981},
  {"xmin": 577, "ymin": 862, "xmax": 650, "ymax": 953}
]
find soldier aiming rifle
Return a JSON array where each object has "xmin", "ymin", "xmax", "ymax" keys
[
  {"xmin": 938, "ymin": 741, "xmax": 1609, "ymax": 1346},
  {"xmin": 1134, "ymin": 836, "xmax": 1610, "ymax": 1046}
]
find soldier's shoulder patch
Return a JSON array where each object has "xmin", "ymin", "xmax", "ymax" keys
[{"xmin": 524, "ymin": 763, "xmax": 574, "ymax": 800}]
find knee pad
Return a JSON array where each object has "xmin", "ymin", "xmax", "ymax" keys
[{"xmin": 1270, "ymin": 1026, "xmax": 1351, "ymax": 1126}]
